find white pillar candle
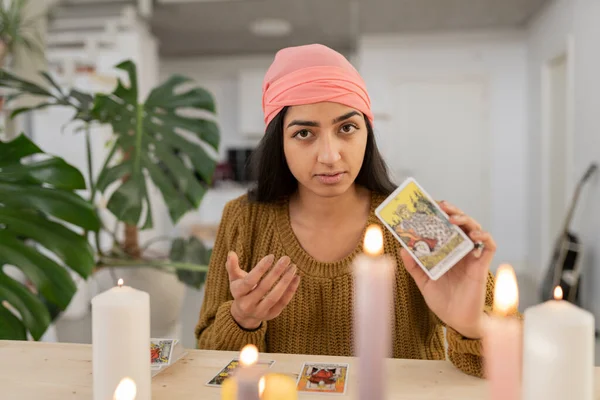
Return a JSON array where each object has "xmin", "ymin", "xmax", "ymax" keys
[
  {"xmin": 92, "ymin": 279, "xmax": 150, "ymax": 400},
  {"xmin": 353, "ymin": 225, "xmax": 395, "ymax": 400},
  {"xmin": 235, "ymin": 345, "xmax": 265, "ymax": 400},
  {"xmin": 483, "ymin": 264, "xmax": 522, "ymax": 400},
  {"xmin": 522, "ymin": 286, "xmax": 595, "ymax": 400}
]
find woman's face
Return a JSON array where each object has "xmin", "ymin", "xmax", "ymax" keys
[{"xmin": 282, "ymin": 102, "xmax": 368, "ymax": 198}]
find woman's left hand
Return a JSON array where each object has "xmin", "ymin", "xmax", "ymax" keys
[{"xmin": 400, "ymin": 200, "xmax": 495, "ymax": 339}]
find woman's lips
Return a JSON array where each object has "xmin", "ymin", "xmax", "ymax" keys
[{"xmin": 315, "ymin": 172, "xmax": 345, "ymax": 184}]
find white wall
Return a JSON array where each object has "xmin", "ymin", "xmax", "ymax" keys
[
  {"xmin": 160, "ymin": 55, "xmax": 275, "ymax": 160},
  {"xmin": 528, "ymin": 0, "xmax": 600, "ymax": 327},
  {"xmin": 356, "ymin": 31, "xmax": 530, "ymax": 278}
]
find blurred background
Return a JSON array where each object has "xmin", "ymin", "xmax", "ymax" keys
[{"xmin": 0, "ymin": 0, "xmax": 598, "ymax": 363}]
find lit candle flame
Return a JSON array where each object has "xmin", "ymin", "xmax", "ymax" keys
[
  {"xmin": 493, "ymin": 264, "xmax": 519, "ymax": 316},
  {"xmin": 113, "ymin": 377, "xmax": 136, "ymax": 400},
  {"xmin": 118, "ymin": 279, "xmax": 124, "ymax": 288},
  {"xmin": 554, "ymin": 286, "xmax": 563, "ymax": 300},
  {"xmin": 364, "ymin": 225, "xmax": 384, "ymax": 256},
  {"xmin": 240, "ymin": 344, "xmax": 259, "ymax": 367},
  {"xmin": 259, "ymin": 376, "xmax": 266, "ymax": 397}
]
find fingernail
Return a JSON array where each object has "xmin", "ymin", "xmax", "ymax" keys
[{"xmin": 472, "ymin": 230, "xmax": 482, "ymax": 237}]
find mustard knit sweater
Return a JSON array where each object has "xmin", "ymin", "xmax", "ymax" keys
[{"xmin": 195, "ymin": 192, "xmax": 495, "ymax": 378}]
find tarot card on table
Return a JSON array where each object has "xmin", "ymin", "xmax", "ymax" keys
[
  {"xmin": 296, "ymin": 362, "xmax": 349, "ymax": 394},
  {"xmin": 150, "ymin": 338, "xmax": 176, "ymax": 367},
  {"xmin": 375, "ymin": 177, "xmax": 474, "ymax": 280},
  {"xmin": 205, "ymin": 358, "xmax": 276, "ymax": 387}
]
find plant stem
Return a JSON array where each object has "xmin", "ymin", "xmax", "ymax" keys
[
  {"xmin": 123, "ymin": 223, "xmax": 140, "ymax": 258},
  {"xmin": 133, "ymin": 103, "xmax": 143, "ymax": 180},
  {"xmin": 85, "ymin": 124, "xmax": 96, "ymax": 202},
  {"xmin": 99, "ymin": 257, "xmax": 209, "ymax": 272},
  {"xmin": 83, "ymin": 123, "xmax": 103, "ymax": 256}
]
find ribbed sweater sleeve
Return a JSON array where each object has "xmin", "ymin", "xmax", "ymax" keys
[
  {"xmin": 445, "ymin": 270, "xmax": 496, "ymax": 377},
  {"xmin": 194, "ymin": 198, "xmax": 267, "ymax": 352}
]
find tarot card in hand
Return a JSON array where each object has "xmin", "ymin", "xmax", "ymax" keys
[
  {"xmin": 296, "ymin": 362, "xmax": 349, "ymax": 394},
  {"xmin": 375, "ymin": 177, "xmax": 474, "ymax": 280},
  {"xmin": 150, "ymin": 339, "xmax": 176, "ymax": 367},
  {"xmin": 205, "ymin": 358, "xmax": 275, "ymax": 387}
]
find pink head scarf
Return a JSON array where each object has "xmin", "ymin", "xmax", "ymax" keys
[{"xmin": 262, "ymin": 44, "xmax": 373, "ymax": 129}]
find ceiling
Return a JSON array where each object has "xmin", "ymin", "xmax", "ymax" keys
[{"xmin": 149, "ymin": 0, "xmax": 549, "ymax": 57}]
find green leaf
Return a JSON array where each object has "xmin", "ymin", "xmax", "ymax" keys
[
  {"xmin": 0, "ymin": 271, "xmax": 51, "ymax": 341},
  {"xmin": 105, "ymin": 178, "xmax": 146, "ymax": 226},
  {"xmin": 0, "ymin": 232, "xmax": 77, "ymax": 311},
  {"xmin": 153, "ymin": 143, "xmax": 208, "ymax": 207},
  {"xmin": 0, "ymin": 209, "xmax": 94, "ymax": 278},
  {"xmin": 40, "ymin": 71, "xmax": 64, "ymax": 97},
  {"xmin": 0, "ymin": 183, "xmax": 100, "ymax": 231},
  {"xmin": 151, "ymin": 113, "xmax": 220, "ymax": 151},
  {"xmin": 0, "ymin": 68, "xmax": 93, "ymax": 123},
  {"xmin": 0, "ymin": 133, "xmax": 42, "ymax": 166},
  {"xmin": 0, "ymin": 157, "xmax": 86, "ymax": 189},
  {"xmin": 144, "ymin": 75, "xmax": 190, "ymax": 107},
  {"xmin": 113, "ymin": 60, "xmax": 138, "ymax": 104},
  {"xmin": 170, "ymin": 237, "xmax": 211, "ymax": 289},
  {"xmin": 0, "ymin": 305, "xmax": 27, "ymax": 340},
  {"xmin": 11, "ymin": 101, "xmax": 60, "ymax": 119},
  {"xmin": 0, "ymin": 69, "xmax": 54, "ymax": 98},
  {"xmin": 96, "ymin": 161, "xmax": 130, "ymax": 193},
  {"xmin": 145, "ymin": 157, "xmax": 194, "ymax": 223},
  {"xmin": 148, "ymin": 122, "xmax": 216, "ymax": 182}
]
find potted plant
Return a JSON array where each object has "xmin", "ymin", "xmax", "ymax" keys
[
  {"xmin": 0, "ymin": 133, "xmax": 100, "ymax": 340},
  {"xmin": 0, "ymin": 0, "xmax": 47, "ymax": 137},
  {"xmin": 0, "ymin": 60, "xmax": 219, "ymax": 339},
  {"xmin": 0, "ymin": 0, "xmax": 44, "ymax": 68}
]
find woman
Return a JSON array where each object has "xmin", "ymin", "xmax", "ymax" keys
[{"xmin": 195, "ymin": 44, "xmax": 497, "ymax": 378}]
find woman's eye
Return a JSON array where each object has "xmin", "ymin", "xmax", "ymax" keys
[
  {"xmin": 293, "ymin": 129, "xmax": 313, "ymax": 139},
  {"xmin": 340, "ymin": 124, "xmax": 357, "ymax": 134}
]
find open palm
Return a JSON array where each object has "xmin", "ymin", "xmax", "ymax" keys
[{"xmin": 400, "ymin": 201, "xmax": 495, "ymax": 339}]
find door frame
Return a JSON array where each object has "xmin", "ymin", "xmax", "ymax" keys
[
  {"xmin": 389, "ymin": 73, "xmax": 492, "ymax": 231},
  {"xmin": 539, "ymin": 34, "xmax": 576, "ymax": 276}
]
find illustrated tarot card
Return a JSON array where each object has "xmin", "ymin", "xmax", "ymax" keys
[
  {"xmin": 296, "ymin": 362, "xmax": 349, "ymax": 394},
  {"xmin": 205, "ymin": 358, "xmax": 276, "ymax": 387},
  {"xmin": 375, "ymin": 177, "xmax": 474, "ymax": 280},
  {"xmin": 150, "ymin": 338, "xmax": 175, "ymax": 366}
]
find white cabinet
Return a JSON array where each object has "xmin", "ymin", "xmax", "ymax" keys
[{"xmin": 238, "ymin": 68, "xmax": 267, "ymax": 137}]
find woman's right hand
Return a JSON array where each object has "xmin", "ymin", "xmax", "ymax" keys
[{"xmin": 226, "ymin": 251, "xmax": 301, "ymax": 330}]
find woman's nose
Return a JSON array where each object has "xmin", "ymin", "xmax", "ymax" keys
[{"xmin": 316, "ymin": 136, "xmax": 341, "ymax": 164}]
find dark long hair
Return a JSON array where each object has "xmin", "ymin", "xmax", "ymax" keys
[{"xmin": 247, "ymin": 106, "xmax": 396, "ymax": 202}]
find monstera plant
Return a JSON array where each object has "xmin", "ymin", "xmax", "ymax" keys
[
  {"xmin": 93, "ymin": 61, "xmax": 219, "ymax": 258},
  {"xmin": 0, "ymin": 134, "xmax": 100, "ymax": 340},
  {"xmin": 0, "ymin": 60, "xmax": 219, "ymax": 339}
]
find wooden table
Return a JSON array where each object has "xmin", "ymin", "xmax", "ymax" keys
[{"xmin": 2, "ymin": 341, "xmax": 599, "ymax": 399}]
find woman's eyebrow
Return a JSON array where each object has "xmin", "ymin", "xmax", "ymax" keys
[
  {"xmin": 332, "ymin": 111, "xmax": 360, "ymax": 123},
  {"xmin": 286, "ymin": 111, "xmax": 360, "ymax": 129},
  {"xmin": 286, "ymin": 119, "xmax": 319, "ymax": 128}
]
